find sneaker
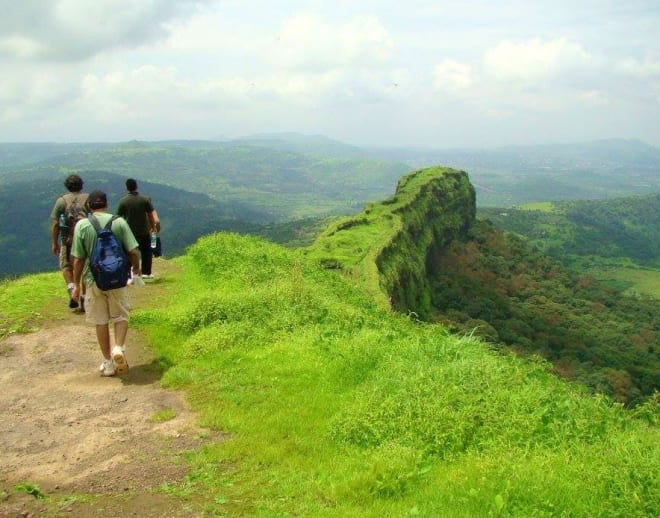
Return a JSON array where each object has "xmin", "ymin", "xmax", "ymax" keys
[
  {"xmin": 142, "ymin": 274, "xmax": 154, "ymax": 280},
  {"xmin": 67, "ymin": 287, "xmax": 79, "ymax": 309},
  {"xmin": 99, "ymin": 359, "xmax": 115, "ymax": 377},
  {"xmin": 112, "ymin": 345, "xmax": 129, "ymax": 374}
]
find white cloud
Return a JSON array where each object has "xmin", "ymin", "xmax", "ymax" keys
[
  {"xmin": 0, "ymin": 1, "xmax": 658, "ymax": 146},
  {"xmin": 580, "ymin": 90, "xmax": 610, "ymax": 106},
  {"xmin": 616, "ymin": 57, "xmax": 660, "ymax": 79},
  {"xmin": 0, "ymin": 35, "xmax": 47, "ymax": 60},
  {"xmin": 269, "ymin": 13, "xmax": 393, "ymax": 72},
  {"xmin": 483, "ymin": 38, "xmax": 592, "ymax": 84},
  {"xmin": 0, "ymin": 62, "xmax": 81, "ymax": 123},
  {"xmin": 433, "ymin": 59, "xmax": 474, "ymax": 94},
  {"xmin": 0, "ymin": 0, "xmax": 208, "ymax": 61}
]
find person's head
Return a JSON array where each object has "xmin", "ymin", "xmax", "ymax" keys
[
  {"xmin": 87, "ymin": 190, "xmax": 108, "ymax": 211},
  {"xmin": 64, "ymin": 174, "xmax": 84, "ymax": 193},
  {"xmin": 126, "ymin": 178, "xmax": 138, "ymax": 192}
]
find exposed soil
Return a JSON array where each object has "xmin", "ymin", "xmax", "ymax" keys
[{"xmin": 0, "ymin": 265, "xmax": 213, "ymax": 517}]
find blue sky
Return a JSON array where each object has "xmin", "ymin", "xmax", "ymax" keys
[{"xmin": 1, "ymin": 0, "xmax": 659, "ymax": 147}]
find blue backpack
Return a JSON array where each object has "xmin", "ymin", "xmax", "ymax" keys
[{"xmin": 88, "ymin": 215, "xmax": 130, "ymax": 291}]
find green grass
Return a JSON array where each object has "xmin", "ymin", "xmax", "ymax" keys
[
  {"xmin": 150, "ymin": 408, "xmax": 177, "ymax": 423},
  {"xmin": 0, "ymin": 272, "xmax": 63, "ymax": 339},
  {"xmin": 589, "ymin": 266, "xmax": 660, "ymax": 299},
  {"xmin": 13, "ymin": 482, "xmax": 46, "ymax": 500},
  {"xmin": 127, "ymin": 232, "xmax": 658, "ymax": 516},
  {"xmin": 517, "ymin": 201, "xmax": 556, "ymax": 212}
]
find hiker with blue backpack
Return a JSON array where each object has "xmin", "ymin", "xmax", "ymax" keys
[{"xmin": 70, "ymin": 190, "xmax": 141, "ymax": 377}]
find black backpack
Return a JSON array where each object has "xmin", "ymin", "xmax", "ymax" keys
[{"xmin": 88, "ymin": 215, "xmax": 130, "ymax": 291}]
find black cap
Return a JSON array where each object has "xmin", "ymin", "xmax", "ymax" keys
[{"xmin": 88, "ymin": 190, "xmax": 107, "ymax": 209}]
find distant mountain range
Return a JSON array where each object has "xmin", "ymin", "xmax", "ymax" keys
[
  {"xmin": 1, "ymin": 135, "xmax": 657, "ymax": 209},
  {"xmin": 0, "ymin": 134, "xmax": 658, "ymax": 277}
]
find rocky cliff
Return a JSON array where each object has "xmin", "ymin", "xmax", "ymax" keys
[{"xmin": 307, "ymin": 167, "xmax": 476, "ymax": 314}]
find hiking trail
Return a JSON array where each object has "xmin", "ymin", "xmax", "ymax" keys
[{"xmin": 0, "ymin": 260, "xmax": 210, "ymax": 517}]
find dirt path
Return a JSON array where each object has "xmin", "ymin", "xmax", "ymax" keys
[{"xmin": 0, "ymin": 263, "xmax": 210, "ymax": 517}]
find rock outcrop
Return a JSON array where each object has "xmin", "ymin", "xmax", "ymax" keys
[{"xmin": 307, "ymin": 167, "xmax": 476, "ymax": 315}]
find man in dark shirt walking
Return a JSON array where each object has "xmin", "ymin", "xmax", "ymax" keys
[{"xmin": 117, "ymin": 178, "xmax": 160, "ymax": 279}]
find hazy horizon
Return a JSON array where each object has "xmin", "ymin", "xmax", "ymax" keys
[
  {"xmin": 2, "ymin": 1, "xmax": 659, "ymax": 148},
  {"xmin": 0, "ymin": 134, "xmax": 658, "ymax": 152}
]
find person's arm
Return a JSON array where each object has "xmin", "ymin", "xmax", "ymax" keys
[
  {"xmin": 71, "ymin": 257, "xmax": 85, "ymax": 302},
  {"xmin": 148, "ymin": 208, "xmax": 161, "ymax": 233},
  {"xmin": 50, "ymin": 197, "xmax": 64, "ymax": 255},
  {"xmin": 128, "ymin": 247, "xmax": 141, "ymax": 277},
  {"xmin": 51, "ymin": 219, "xmax": 61, "ymax": 256}
]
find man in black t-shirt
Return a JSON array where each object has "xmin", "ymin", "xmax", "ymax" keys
[{"xmin": 117, "ymin": 178, "xmax": 160, "ymax": 278}]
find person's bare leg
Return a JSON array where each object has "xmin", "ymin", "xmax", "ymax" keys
[
  {"xmin": 63, "ymin": 268, "xmax": 74, "ymax": 285},
  {"xmin": 113, "ymin": 320, "xmax": 128, "ymax": 347},
  {"xmin": 96, "ymin": 324, "xmax": 111, "ymax": 359}
]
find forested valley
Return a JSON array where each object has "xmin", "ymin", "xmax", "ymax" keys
[{"xmin": 430, "ymin": 201, "xmax": 659, "ymax": 405}]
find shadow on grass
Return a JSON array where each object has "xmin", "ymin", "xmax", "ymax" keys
[{"xmin": 120, "ymin": 357, "xmax": 174, "ymax": 386}]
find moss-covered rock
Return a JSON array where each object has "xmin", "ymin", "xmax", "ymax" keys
[{"xmin": 306, "ymin": 167, "xmax": 476, "ymax": 315}]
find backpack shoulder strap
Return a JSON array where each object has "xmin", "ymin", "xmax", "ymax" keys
[
  {"xmin": 107, "ymin": 214, "xmax": 120, "ymax": 230},
  {"xmin": 88, "ymin": 214, "xmax": 103, "ymax": 234}
]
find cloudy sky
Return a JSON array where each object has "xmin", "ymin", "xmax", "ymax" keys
[{"xmin": 1, "ymin": 0, "xmax": 659, "ymax": 148}]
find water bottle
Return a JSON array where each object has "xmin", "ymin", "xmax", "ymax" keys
[
  {"xmin": 150, "ymin": 232, "xmax": 158, "ymax": 249},
  {"xmin": 59, "ymin": 213, "xmax": 67, "ymax": 229}
]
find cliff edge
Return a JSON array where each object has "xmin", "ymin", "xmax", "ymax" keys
[{"xmin": 306, "ymin": 166, "xmax": 476, "ymax": 314}]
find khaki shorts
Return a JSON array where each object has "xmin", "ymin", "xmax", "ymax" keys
[
  {"xmin": 59, "ymin": 245, "xmax": 72, "ymax": 271},
  {"xmin": 85, "ymin": 283, "xmax": 131, "ymax": 325}
]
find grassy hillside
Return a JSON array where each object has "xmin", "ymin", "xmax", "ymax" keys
[
  {"xmin": 305, "ymin": 169, "xmax": 660, "ymax": 405},
  {"xmin": 104, "ymin": 235, "xmax": 660, "ymax": 514},
  {"xmin": 2, "ymin": 174, "xmax": 658, "ymax": 515}
]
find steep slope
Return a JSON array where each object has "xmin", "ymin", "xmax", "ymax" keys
[
  {"xmin": 307, "ymin": 167, "xmax": 658, "ymax": 406},
  {"xmin": 307, "ymin": 166, "xmax": 475, "ymax": 315},
  {"xmin": 428, "ymin": 220, "xmax": 659, "ymax": 405}
]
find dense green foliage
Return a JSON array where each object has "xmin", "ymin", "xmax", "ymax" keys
[
  {"xmin": 429, "ymin": 221, "xmax": 659, "ymax": 406},
  {"xmin": 3, "ymin": 136, "xmax": 658, "ymax": 281},
  {"xmin": 122, "ymin": 232, "xmax": 658, "ymax": 516},
  {"xmin": 479, "ymin": 194, "xmax": 660, "ymax": 267}
]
